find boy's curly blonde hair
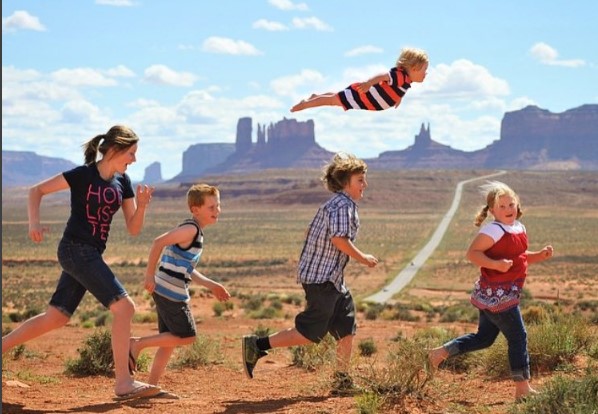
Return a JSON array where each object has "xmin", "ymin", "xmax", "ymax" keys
[
  {"xmin": 396, "ymin": 47, "xmax": 429, "ymax": 71},
  {"xmin": 321, "ymin": 152, "xmax": 367, "ymax": 193}
]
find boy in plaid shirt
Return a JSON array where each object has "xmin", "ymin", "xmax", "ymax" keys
[{"xmin": 242, "ymin": 153, "xmax": 378, "ymax": 394}]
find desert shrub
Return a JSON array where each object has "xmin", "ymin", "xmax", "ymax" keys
[
  {"xmin": 522, "ymin": 305, "xmax": 549, "ymax": 325},
  {"xmin": 281, "ymin": 293, "xmax": 303, "ymax": 306},
  {"xmin": 358, "ymin": 337, "xmax": 377, "ymax": 357},
  {"xmin": 364, "ymin": 303, "xmax": 386, "ymax": 321},
  {"xmin": 509, "ymin": 371, "xmax": 598, "ymax": 414},
  {"xmin": 65, "ymin": 329, "xmax": 113, "ymax": 376},
  {"xmin": 213, "ymin": 302, "xmax": 226, "ymax": 317},
  {"xmin": 482, "ymin": 312, "xmax": 595, "ymax": 378},
  {"xmin": 290, "ymin": 334, "xmax": 336, "ymax": 371},
  {"xmin": 94, "ymin": 311, "xmax": 112, "ymax": 327},
  {"xmin": 359, "ymin": 339, "xmax": 429, "ymax": 401},
  {"xmin": 252, "ymin": 324, "xmax": 273, "ymax": 337},
  {"xmin": 355, "ymin": 391, "xmax": 385, "ymax": 414},
  {"xmin": 248, "ymin": 305, "xmax": 282, "ymax": 319},
  {"xmin": 133, "ymin": 312, "xmax": 157, "ymax": 324},
  {"xmin": 242, "ymin": 294, "xmax": 266, "ymax": 312},
  {"xmin": 438, "ymin": 303, "xmax": 477, "ymax": 323},
  {"xmin": 8, "ymin": 308, "xmax": 42, "ymax": 323},
  {"xmin": 169, "ymin": 334, "xmax": 224, "ymax": 369}
]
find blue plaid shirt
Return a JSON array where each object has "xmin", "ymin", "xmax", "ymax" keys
[{"xmin": 297, "ymin": 191, "xmax": 359, "ymax": 293}]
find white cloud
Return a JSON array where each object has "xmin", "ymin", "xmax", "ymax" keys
[
  {"xmin": 95, "ymin": 0, "xmax": 137, "ymax": 6},
  {"xmin": 268, "ymin": 0, "xmax": 309, "ymax": 11},
  {"xmin": 105, "ymin": 65, "xmax": 136, "ymax": 78},
  {"xmin": 421, "ymin": 59, "xmax": 510, "ymax": 98},
  {"xmin": 252, "ymin": 19, "xmax": 288, "ymax": 31},
  {"xmin": 51, "ymin": 68, "xmax": 118, "ymax": 87},
  {"xmin": 292, "ymin": 17, "xmax": 333, "ymax": 32},
  {"xmin": 529, "ymin": 42, "xmax": 585, "ymax": 68},
  {"xmin": 201, "ymin": 36, "xmax": 263, "ymax": 55},
  {"xmin": 143, "ymin": 65, "xmax": 198, "ymax": 87},
  {"xmin": 2, "ymin": 66, "xmax": 42, "ymax": 82},
  {"xmin": 2, "ymin": 10, "xmax": 46, "ymax": 32},
  {"xmin": 61, "ymin": 100, "xmax": 103, "ymax": 124},
  {"xmin": 271, "ymin": 69, "xmax": 326, "ymax": 97},
  {"xmin": 345, "ymin": 45, "xmax": 384, "ymax": 57}
]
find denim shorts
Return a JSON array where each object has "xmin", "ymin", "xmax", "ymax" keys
[
  {"xmin": 49, "ymin": 238, "xmax": 128, "ymax": 317},
  {"xmin": 295, "ymin": 282, "xmax": 356, "ymax": 343},
  {"xmin": 152, "ymin": 293, "xmax": 197, "ymax": 338}
]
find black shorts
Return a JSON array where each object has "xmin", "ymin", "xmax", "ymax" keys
[
  {"xmin": 152, "ymin": 293, "xmax": 197, "ymax": 338},
  {"xmin": 295, "ymin": 282, "xmax": 356, "ymax": 343}
]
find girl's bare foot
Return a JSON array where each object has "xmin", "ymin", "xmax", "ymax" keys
[
  {"xmin": 428, "ymin": 347, "xmax": 449, "ymax": 372},
  {"xmin": 291, "ymin": 100, "xmax": 307, "ymax": 112},
  {"xmin": 515, "ymin": 381, "xmax": 538, "ymax": 402}
]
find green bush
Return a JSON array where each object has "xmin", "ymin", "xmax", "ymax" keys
[
  {"xmin": 290, "ymin": 334, "xmax": 336, "ymax": 371},
  {"xmin": 358, "ymin": 337, "xmax": 377, "ymax": 357},
  {"xmin": 169, "ymin": 334, "xmax": 224, "ymax": 369},
  {"xmin": 509, "ymin": 371, "xmax": 598, "ymax": 414},
  {"xmin": 65, "ymin": 329, "xmax": 114, "ymax": 376}
]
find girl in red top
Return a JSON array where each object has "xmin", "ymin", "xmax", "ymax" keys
[
  {"xmin": 290, "ymin": 48, "xmax": 428, "ymax": 112},
  {"xmin": 429, "ymin": 181, "xmax": 553, "ymax": 402}
]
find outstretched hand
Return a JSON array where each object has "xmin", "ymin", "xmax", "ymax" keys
[
  {"xmin": 212, "ymin": 284, "xmax": 231, "ymax": 302},
  {"xmin": 362, "ymin": 254, "xmax": 379, "ymax": 268},
  {"xmin": 136, "ymin": 184, "xmax": 155, "ymax": 208}
]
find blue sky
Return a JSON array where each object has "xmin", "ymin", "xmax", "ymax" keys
[{"xmin": 3, "ymin": 0, "xmax": 597, "ymax": 181}]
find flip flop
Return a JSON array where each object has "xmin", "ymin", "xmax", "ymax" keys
[
  {"xmin": 153, "ymin": 390, "xmax": 180, "ymax": 400},
  {"xmin": 114, "ymin": 384, "xmax": 160, "ymax": 401},
  {"xmin": 128, "ymin": 351, "xmax": 137, "ymax": 375}
]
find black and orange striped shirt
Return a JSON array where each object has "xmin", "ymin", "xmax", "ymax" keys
[{"xmin": 337, "ymin": 67, "xmax": 411, "ymax": 111}]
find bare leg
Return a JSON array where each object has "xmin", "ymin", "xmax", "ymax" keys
[
  {"xmin": 148, "ymin": 347, "xmax": 176, "ymax": 385},
  {"xmin": 111, "ymin": 296, "xmax": 156, "ymax": 396},
  {"xmin": 291, "ymin": 93, "xmax": 342, "ymax": 112},
  {"xmin": 129, "ymin": 333, "xmax": 194, "ymax": 386},
  {"xmin": 268, "ymin": 327, "xmax": 312, "ymax": 348},
  {"xmin": 335, "ymin": 335, "xmax": 353, "ymax": 373},
  {"xmin": 2, "ymin": 306, "xmax": 69, "ymax": 353}
]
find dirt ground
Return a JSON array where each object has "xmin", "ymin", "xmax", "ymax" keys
[{"xmin": 1, "ymin": 294, "xmax": 565, "ymax": 414}]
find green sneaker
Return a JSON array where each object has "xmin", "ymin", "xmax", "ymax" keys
[
  {"xmin": 330, "ymin": 371, "xmax": 360, "ymax": 396},
  {"xmin": 242, "ymin": 335, "xmax": 267, "ymax": 379}
]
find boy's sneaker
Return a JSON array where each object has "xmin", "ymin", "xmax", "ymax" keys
[
  {"xmin": 330, "ymin": 371, "xmax": 360, "ymax": 396},
  {"xmin": 242, "ymin": 335, "xmax": 267, "ymax": 379}
]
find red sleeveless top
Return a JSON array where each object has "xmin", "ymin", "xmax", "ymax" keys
[{"xmin": 470, "ymin": 222, "xmax": 528, "ymax": 312}]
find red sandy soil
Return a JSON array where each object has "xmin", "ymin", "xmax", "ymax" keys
[{"xmin": 2, "ymin": 296, "xmax": 559, "ymax": 414}]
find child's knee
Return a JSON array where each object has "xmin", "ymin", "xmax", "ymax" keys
[{"xmin": 181, "ymin": 335, "xmax": 195, "ymax": 346}]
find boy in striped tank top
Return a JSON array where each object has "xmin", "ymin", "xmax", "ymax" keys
[
  {"xmin": 290, "ymin": 47, "xmax": 428, "ymax": 113},
  {"xmin": 428, "ymin": 181, "xmax": 554, "ymax": 402},
  {"xmin": 129, "ymin": 184, "xmax": 230, "ymax": 397}
]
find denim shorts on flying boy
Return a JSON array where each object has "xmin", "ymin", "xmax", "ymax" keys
[{"xmin": 49, "ymin": 238, "xmax": 128, "ymax": 317}]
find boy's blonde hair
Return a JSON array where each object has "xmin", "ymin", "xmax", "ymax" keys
[
  {"xmin": 474, "ymin": 181, "xmax": 523, "ymax": 227},
  {"xmin": 187, "ymin": 183, "xmax": 219, "ymax": 209},
  {"xmin": 322, "ymin": 152, "xmax": 367, "ymax": 193},
  {"xmin": 396, "ymin": 47, "xmax": 429, "ymax": 70}
]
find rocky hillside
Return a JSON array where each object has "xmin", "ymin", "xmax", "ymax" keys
[{"xmin": 2, "ymin": 151, "xmax": 77, "ymax": 188}]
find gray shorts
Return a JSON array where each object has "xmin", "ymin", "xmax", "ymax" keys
[
  {"xmin": 152, "ymin": 293, "xmax": 197, "ymax": 338},
  {"xmin": 295, "ymin": 282, "xmax": 356, "ymax": 343}
]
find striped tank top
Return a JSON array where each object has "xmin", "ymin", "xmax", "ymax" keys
[
  {"xmin": 338, "ymin": 67, "xmax": 411, "ymax": 111},
  {"xmin": 154, "ymin": 219, "xmax": 203, "ymax": 303}
]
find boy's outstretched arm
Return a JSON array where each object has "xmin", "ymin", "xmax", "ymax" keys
[
  {"xmin": 356, "ymin": 73, "xmax": 391, "ymax": 93},
  {"xmin": 331, "ymin": 236, "xmax": 378, "ymax": 267},
  {"xmin": 191, "ymin": 270, "xmax": 231, "ymax": 301}
]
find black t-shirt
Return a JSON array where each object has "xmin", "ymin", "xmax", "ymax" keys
[{"xmin": 62, "ymin": 164, "xmax": 135, "ymax": 253}]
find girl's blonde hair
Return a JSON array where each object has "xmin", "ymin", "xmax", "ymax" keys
[
  {"xmin": 396, "ymin": 47, "xmax": 429, "ymax": 70},
  {"xmin": 187, "ymin": 183, "xmax": 219, "ymax": 209},
  {"xmin": 474, "ymin": 181, "xmax": 523, "ymax": 227},
  {"xmin": 321, "ymin": 152, "xmax": 367, "ymax": 193}
]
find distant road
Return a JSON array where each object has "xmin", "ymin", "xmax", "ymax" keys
[{"xmin": 364, "ymin": 171, "xmax": 507, "ymax": 304}]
